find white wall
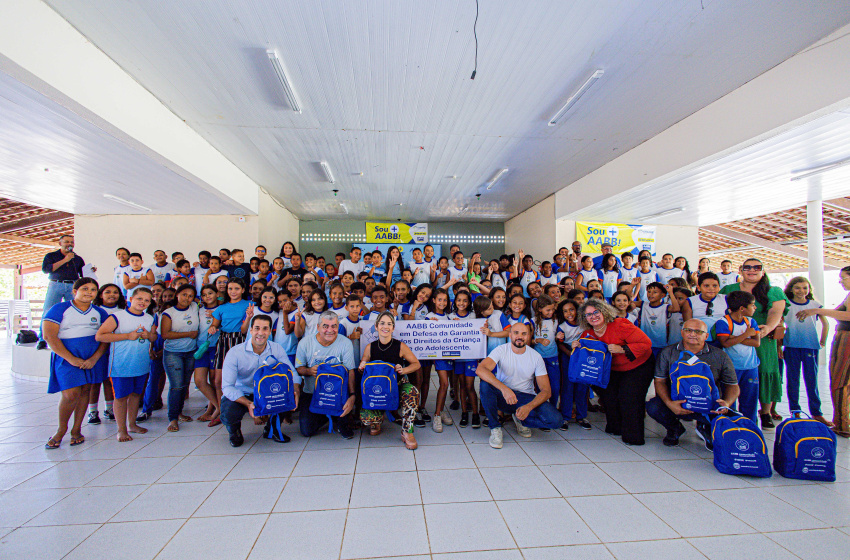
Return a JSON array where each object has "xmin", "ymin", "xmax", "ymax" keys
[
  {"xmin": 505, "ymin": 196, "xmax": 556, "ymax": 261},
  {"xmin": 258, "ymin": 190, "xmax": 299, "ymax": 256},
  {"xmin": 75, "ymin": 214, "xmax": 259, "ymax": 280}
]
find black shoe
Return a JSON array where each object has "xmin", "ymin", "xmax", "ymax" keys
[
  {"xmin": 272, "ymin": 432, "xmax": 291, "ymax": 444},
  {"xmin": 136, "ymin": 412, "xmax": 151, "ymax": 423},
  {"xmin": 471, "ymin": 414, "xmax": 481, "ymax": 429},
  {"xmin": 559, "ymin": 422, "xmax": 570, "ymax": 431},
  {"xmin": 450, "ymin": 400, "xmax": 460, "ymax": 411},
  {"xmin": 760, "ymin": 413, "xmax": 775, "ymax": 429},
  {"xmin": 459, "ymin": 412, "xmax": 469, "ymax": 428},
  {"xmin": 103, "ymin": 409, "xmax": 115, "ymax": 421},
  {"xmin": 87, "ymin": 410, "xmax": 101, "ymax": 425},
  {"xmin": 540, "ymin": 427, "xmax": 551, "ymax": 432},
  {"xmin": 577, "ymin": 419, "xmax": 592, "ymax": 430},
  {"xmin": 36, "ymin": 340, "xmax": 48, "ymax": 350},
  {"xmin": 695, "ymin": 422, "xmax": 713, "ymax": 451},
  {"xmin": 229, "ymin": 429, "xmax": 244, "ymax": 447},
  {"xmin": 153, "ymin": 400, "xmax": 164, "ymax": 411},
  {"xmin": 336, "ymin": 422, "xmax": 355, "ymax": 440},
  {"xmin": 663, "ymin": 423, "xmax": 687, "ymax": 447},
  {"xmin": 419, "ymin": 409, "xmax": 432, "ymax": 423},
  {"xmin": 413, "ymin": 413, "xmax": 426, "ymax": 429},
  {"xmin": 482, "ymin": 416, "xmax": 489, "ymax": 427}
]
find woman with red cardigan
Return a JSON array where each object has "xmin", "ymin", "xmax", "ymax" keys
[{"xmin": 572, "ymin": 298, "xmax": 654, "ymax": 445}]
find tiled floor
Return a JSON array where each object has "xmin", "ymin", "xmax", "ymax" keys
[{"xmin": 0, "ymin": 338, "xmax": 848, "ymax": 559}]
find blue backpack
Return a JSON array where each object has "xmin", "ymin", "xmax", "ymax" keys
[
  {"xmin": 568, "ymin": 337, "xmax": 611, "ymax": 388},
  {"xmin": 309, "ymin": 360, "xmax": 349, "ymax": 428},
  {"xmin": 773, "ymin": 412, "xmax": 837, "ymax": 481},
  {"xmin": 711, "ymin": 409, "xmax": 772, "ymax": 477},
  {"xmin": 253, "ymin": 358, "xmax": 296, "ymax": 416},
  {"xmin": 669, "ymin": 351, "xmax": 720, "ymax": 414},
  {"xmin": 361, "ymin": 361, "xmax": 400, "ymax": 411}
]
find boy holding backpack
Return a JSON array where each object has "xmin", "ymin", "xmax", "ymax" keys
[
  {"xmin": 646, "ymin": 318, "xmax": 739, "ymax": 449},
  {"xmin": 713, "ymin": 291, "xmax": 761, "ymax": 423}
]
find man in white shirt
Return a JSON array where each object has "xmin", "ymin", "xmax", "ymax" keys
[
  {"xmin": 476, "ymin": 323, "xmax": 564, "ymax": 448},
  {"xmin": 337, "ymin": 247, "xmax": 365, "ymax": 279}
]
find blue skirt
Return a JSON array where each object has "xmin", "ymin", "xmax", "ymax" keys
[{"xmin": 48, "ymin": 336, "xmax": 102, "ymax": 394}]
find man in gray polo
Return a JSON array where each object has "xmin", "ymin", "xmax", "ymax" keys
[{"xmin": 646, "ymin": 319, "xmax": 740, "ymax": 449}]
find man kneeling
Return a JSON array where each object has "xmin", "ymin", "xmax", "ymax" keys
[
  {"xmin": 221, "ymin": 315, "xmax": 300, "ymax": 447},
  {"xmin": 476, "ymin": 323, "xmax": 563, "ymax": 448}
]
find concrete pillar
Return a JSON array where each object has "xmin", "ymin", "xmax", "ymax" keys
[{"xmin": 807, "ymin": 199, "xmax": 826, "ymax": 367}]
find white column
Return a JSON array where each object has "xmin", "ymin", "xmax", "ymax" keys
[{"xmin": 807, "ymin": 199, "xmax": 826, "ymax": 367}]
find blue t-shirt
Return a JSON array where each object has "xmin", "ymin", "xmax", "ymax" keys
[
  {"xmin": 43, "ymin": 301, "xmax": 109, "ymax": 362},
  {"xmin": 294, "ymin": 334, "xmax": 356, "ymax": 394},
  {"xmin": 108, "ymin": 309, "xmax": 157, "ymax": 377},
  {"xmin": 785, "ymin": 300, "xmax": 822, "ymax": 349},
  {"xmin": 212, "ymin": 300, "xmax": 250, "ymax": 333}
]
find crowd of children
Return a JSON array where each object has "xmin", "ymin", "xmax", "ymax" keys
[{"xmin": 43, "ymin": 240, "xmax": 847, "ymax": 449}]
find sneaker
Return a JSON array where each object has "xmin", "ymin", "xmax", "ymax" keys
[
  {"xmin": 577, "ymin": 419, "xmax": 592, "ymax": 430},
  {"xmin": 482, "ymin": 416, "xmax": 489, "ymax": 427},
  {"xmin": 87, "ymin": 410, "xmax": 101, "ymax": 425},
  {"xmin": 695, "ymin": 422, "xmax": 713, "ymax": 451},
  {"xmin": 440, "ymin": 410, "xmax": 454, "ymax": 426},
  {"xmin": 459, "ymin": 412, "xmax": 469, "ymax": 428},
  {"xmin": 413, "ymin": 412, "xmax": 426, "ymax": 429},
  {"xmin": 559, "ymin": 421, "xmax": 570, "ymax": 431},
  {"xmin": 760, "ymin": 413, "xmax": 775, "ymax": 429},
  {"xmin": 512, "ymin": 415, "xmax": 532, "ymax": 438},
  {"xmin": 419, "ymin": 409, "xmax": 432, "ymax": 423},
  {"xmin": 471, "ymin": 413, "xmax": 481, "ymax": 429},
  {"xmin": 663, "ymin": 423, "xmax": 687, "ymax": 447},
  {"xmin": 136, "ymin": 412, "xmax": 151, "ymax": 423},
  {"xmin": 450, "ymin": 399, "xmax": 460, "ymax": 411},
  {"xmin": 335, "ymin": 422, "xmax": 355, "ymax": 440},
  {"xmin": 489, "ymin": 427, "xmax": 504, "ymax": 449},
  {"xmin": 432, "ymin": 415, "xmax": 443, "ymax": 433},
  {"xmin": 539, "ymin": 427, "xmax": 551, "ymax": 432},
  {"xmin": 103, "ymin": 409, "xmax": 115, "ymax": 421}
]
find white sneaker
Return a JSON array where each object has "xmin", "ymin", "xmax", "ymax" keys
[
  {"xmin": 440, "ymin": 411, "xmax": 454, "ymax": 426},
  {"xmin": 513, "ymin": 415, "xmax": 532, "ymax": 437},
  {"xmin": 432, "ymin": 414, "xmax": 443, "ymax": 433},
  {"xmin": 489, "ymin": 427, "xmax": 503, "ymax": 449}
]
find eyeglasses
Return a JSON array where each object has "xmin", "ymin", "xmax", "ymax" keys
[
  {"xmin": 682, "ymin": 327, "xmax": 707, "ymax": 335},
  {"xmin": 705, "ymin": 300, "xmax": 713, "ymax": 317},
  {"xmin": 741, "ymin": 264, "xmax": 763, "ymax": 272},
  {"xmin": 584, "ymin": 310, "xmax": 602, "ymax": 319}
]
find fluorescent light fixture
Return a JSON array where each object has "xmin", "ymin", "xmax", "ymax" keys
[
  {"xmin": 790, "ymin": 156, "xmax": 850, "ymax": 181},
  {"xmin": 103, "ymin": 193, "xmax": 151, "ymax": 212},
  {"xmin": 320, "ymin": 161, "xmax": 335, "ymax": 184},
  {"xmin": 637, "ymin": 207, "xmax": 685, "ymax": 221},
  {"xmin": 485, "ymin": 168, "xmax": 509, "ymax": 190},
  {"xmin": 267, "ymin": 49, "xmax": 302, "ymax": 113},
  {"xmin": 548, "ymin": 69, "xmax": 604, "ymax": 126}
]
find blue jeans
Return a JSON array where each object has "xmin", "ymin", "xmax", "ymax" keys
[
  {"xmin": 143, "ymin": 357, "xmax": 164, "ymax": 414},
  {"xmin": 479, "ymin": 381, "xmax": 563, "ymax": 430},
  {"xmin": 734, "ymin": 367, "xmax": 759, "ymax": 423},
  {"xmin": 221, "ymin": 393, "xmax": 253, "ymax": 436},
  {"xmin": 542, "ymin": 356, "xmax": 560, "ymax": 407},
  {"xmin": 40, "ymin": 281, "xmax": 74, "ymax": 340},
  {"xmin": 558, "ymin": 354, "xmax": 589, "ymax": 420},
  {"xmin": 164, "ymin": 350, "xmax": 195, "ymax": 421},
  {"xmin": 646, "ymin": 395, "xmax": 711, "ymax": 435},
  {"xmin": 784, "ymin": 347, "xmax": 822, "ymax": 416}
]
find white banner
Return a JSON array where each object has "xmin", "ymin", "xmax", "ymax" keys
[{"xmin": 361, "ymin": 319, "xmax": 487, "ymax": 360}]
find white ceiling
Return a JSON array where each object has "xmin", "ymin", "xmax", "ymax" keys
[
  {"xmin": 566, "ymin": 107, "xmax": 850, "ymax": 226},
  {"xmin": 37, "ymin": 0, "xmax": 850, "ymax": 220},
  {"xmin": 0, "ymin": 69, "xmax": 246, "ymax": 215}
]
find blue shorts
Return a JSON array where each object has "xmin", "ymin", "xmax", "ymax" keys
[
  {"xmin": 112, "ymin": 374, "xmax": 149, "ymax": 399},
  {"xmin": 454, "ymin": 360, "xmax": 478, "ymax": 377},
  {"xmin": 194, "ymin": 346, "xmax": 217, "ymax": 369},
  {"xmin": 434, "ymin": 359, "xmax": 454, "ymax": 371}
]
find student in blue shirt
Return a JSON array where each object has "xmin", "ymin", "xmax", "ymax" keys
[
  {"xmin": 96, "ymin": 288, "xmax": 158, "ymax": 442},
  {"xmin": 43, "ymin": 277, "xmax": 109, "ymax": 449},
  {"xmin": 532, "ymin": 296, "xmax": 560, "ymax": 412},
  {"xmin": 208, "ymin": 279, "xmax": 253, "ymax": 426},
  {"xmin": 714, "ymin": 290, "xmax": 761, "ymax": 422}
]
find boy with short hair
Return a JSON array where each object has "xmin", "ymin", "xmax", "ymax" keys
[
  {"xmin": 655, "ymin": 253, "xmax": 684, "ymax": 285},
  {"xmin": 124, "ymin": 253, "xmax": 153, "ymax": 297},
  {"xmin": 410, "ymin": 248, "xmax": 430, "ymax": 287},
  {"xmin": 637, "ymin": 282, "xmax": 680, "ymax": 355},
  {"xmin": 148, "ymin": 250, "xmax": 175, "ymax": 283},
  {"xmin": 634, "ymin": 256, "xmax": 658, "ymax": 302},
  {"xmin": 167, "ymin": 259, "xmax": 194, "ymax": 286},
  {"xmin": 717, "ymin": 259, "xmax": 739, "ymax": 289},
  {"xmin": 338, "ymin": 295, "xmax": 365, "ymax": 360},
  {"xmin": 619, "ymin": 252, "xmax": 638, "ymax": 284},
  {"xmin": 203, "ymin": 256, "xmax": 228, "ymax": 286},
  {"xmin": 714, "ymin": 290, "xmax": 761, "ymax": 422},
  {"xmin": 338, "ymin": 248, "xmax": 365, "ymax": 278},
  {"xmin": 193, "ymin": 251, "xmax": 211, "ymax": 294},
  {"xmin": 225, "ymin": 249, "xmax": 252, "ymax": 283}
]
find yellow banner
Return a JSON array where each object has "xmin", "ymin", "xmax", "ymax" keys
[
  {"xmin": 576, "ymin": 222, "xmax": 657, "ymax": 255},
  {"xmin": 366, "ymin": 222, "xmax": 428, "ymax": 244}
]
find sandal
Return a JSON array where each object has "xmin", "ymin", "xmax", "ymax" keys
[
  {"xmin": 70, "ymin": 435, "xmax": 85, "ymax": 446},
  {"xmin": 44, "ymin": 438, "xmax": 61, "ymax": 450},
  {"xmin": 813, "ymin": 415, "xmax": 835, "ymax": 428},
  {"xmin": 370, "ymin": 423, "xmax": 382, "ymax": 436},
  {"xmin": 208, "ymin": 418, "xmax": 221, "ymax": 427}
]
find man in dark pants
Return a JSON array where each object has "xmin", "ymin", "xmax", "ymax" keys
[
  {"xmin": 646, "ymin": 319, "xmax": 740, "ymax": 449},
  {"xmin": 295, "ymin": 311, "xmax": 357, "ymax": 439},
  {"xmin": 220, "ymin": 315, "xmax": 300, "ymax": 447},
  {"xmin": 38, "ymin": 234, "xmax": 88, "ymax": 348}
]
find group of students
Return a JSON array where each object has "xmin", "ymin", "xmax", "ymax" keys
[{"xmin": 40, "ymin": 239, "xmax": 849, "ymax": 451}]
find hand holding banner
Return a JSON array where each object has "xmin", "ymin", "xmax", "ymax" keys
[{"xmin": 361, "ymin": 319, "xmax": 487, "ymax": 360}]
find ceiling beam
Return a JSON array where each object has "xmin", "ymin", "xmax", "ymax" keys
[
  {"xmin": 702, "ymin": 225, "xmax": 842, "ymax": 269},
  {"xmin": 824, "ymin": 198, "xmax": 850, "ymax": 213},
  {"xmin": 0, "ymin": 233, "xmax": 58, "ymax": 249},
  {"xmin": 0, "ymin": 211, "xmax": 73, "ymax": 234}
]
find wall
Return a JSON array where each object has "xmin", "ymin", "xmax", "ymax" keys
[
  {"xmin": 258, "ymin": 189, "xmax": 300, "ymax": 257},
  {"xmin": 505, "ymin": 196, "xmax": 557, "ymax": 261},
  {"xmin": 299, "ymin": 220, "xmax": 505, "ymax": 262},
  {"xmin": 74, "ymin": 214, "xmax": 259, "ymax": 280}
]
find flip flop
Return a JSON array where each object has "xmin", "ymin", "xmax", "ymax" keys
[
  {"xmin": 70, "ymin": 435, "xmax": 85, "ymax": 446},
  {"xmin": 208, "ymin": 418, "xmax": 221, "ymax": 427},
  {"xmin": 44, "ymin": 438, "xmax": 61, "ymax": 450}
]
